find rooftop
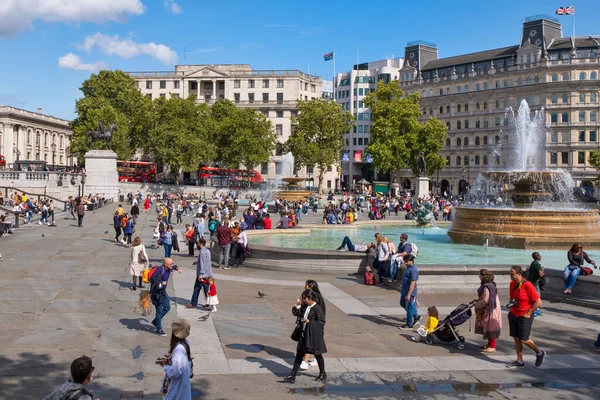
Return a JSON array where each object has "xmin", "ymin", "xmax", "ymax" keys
[
  {"xmin": 422, "ymin": 45, "xmax": 519, "ymax": 71},
  {"xmin": 0, "ymin": 105, "xmax": 71, "ymax": 126}
]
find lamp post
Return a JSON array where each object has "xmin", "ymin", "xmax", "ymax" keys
[{"xmin": 51, "ymin": 143, "xmax": 56, "ymax": 170}]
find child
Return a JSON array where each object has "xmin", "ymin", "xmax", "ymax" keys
[
  {"xmin": 412, "ymin": 306, "xmax": 439, "ymax": 342},
  {"xmin": 205, "ymin": 276, "xmax": 219, "ymax": 312}
]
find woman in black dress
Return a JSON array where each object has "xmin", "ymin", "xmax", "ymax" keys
[
  {"xmin": 284, "ymin": 290, "xmax": 327, "ymax": 383},
  {"xmin": 300, "ymin": 280, "xmax": 326, "ymax": 370}
]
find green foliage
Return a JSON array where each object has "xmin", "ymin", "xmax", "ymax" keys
[
  {"xmin": 285, "ymin": 99, "xmax": 354, "ymax": 192},
  {"xmin": 71, "ymin": 70, "xmax": 152, "ymax": 160},
  {"xmin": 364, "ymin": 80, "xmax": 447, "ymax": 176},
  {"xmin": 212, "ymin": 100, "xmax": 276, "ymax": 170}
]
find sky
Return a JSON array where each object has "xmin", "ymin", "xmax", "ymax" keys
[{"xmin": 0, "ymin": 0, "xmax": 599, "ymax": 120}]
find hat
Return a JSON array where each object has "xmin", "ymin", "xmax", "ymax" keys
[{"xmin": 171, "ymin": 318, "xmax": 191, "ymax": 339}]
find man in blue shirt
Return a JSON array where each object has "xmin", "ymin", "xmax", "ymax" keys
[
  {"xmin": 399, "ymin": 254, "xmax": 421, "ymax": 330},
  {"xmin": 150, "ymin": 258, "xmax": 182, "ymax": 336}
]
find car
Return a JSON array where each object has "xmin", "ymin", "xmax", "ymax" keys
[
  {"xmin": 159, "ymin": 178, "xmax": 176, "ymax": 185},
  {"xmin": 183, "ymin": 178, "xmax": 198, "ymax": 186}
]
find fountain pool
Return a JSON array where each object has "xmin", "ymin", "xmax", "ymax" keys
[{"xmin": 249, "ymin": 225, "xmax": 592, "ymax": 270}]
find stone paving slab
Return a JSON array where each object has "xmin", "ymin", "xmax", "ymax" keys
[{"xmin": 12, "ymin": 328, "xmax": 101, "ymax": 350}]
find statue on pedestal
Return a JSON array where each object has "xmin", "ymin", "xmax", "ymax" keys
[
  {"xmin": 417, "ymin": 151, "xmax": 426, "ymax": 177},
  {"xmin": 86, "ymin": 121, "xmax": 117, "ymax": 146}
]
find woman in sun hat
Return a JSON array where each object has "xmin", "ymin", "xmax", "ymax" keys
[{"xmin": 155, "ymin": 318, "xmax": 193, "ymax": 400}]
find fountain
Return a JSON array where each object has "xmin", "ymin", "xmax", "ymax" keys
[
  {"xmin": 448, "ymin": 100, "xmax": 600, "ymax": 250},
  {"xmin": 274, "ymin": 153, "xmax": 313, "ymax": 201}
]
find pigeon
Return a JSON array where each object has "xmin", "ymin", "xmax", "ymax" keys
[
  {"xmin": 258, "ymin": 291, "xmax": 267, "ymax": 298},
  {"xmin": 198, "ymin": 314, "xmax": 210, "ymax": 321},
  {"xmin": 104, "ymin": 230, "xmax": 109, "ymax": 234},
  {"xmin": 41, "ymin": 234, "xmax": 45, "ymax": 237}
]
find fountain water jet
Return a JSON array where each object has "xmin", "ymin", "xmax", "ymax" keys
[{"xmin": 448, "ymin": 100, "xmax": 600, "ymax": 250}]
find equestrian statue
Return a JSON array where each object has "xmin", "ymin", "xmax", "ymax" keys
[{"xmin": 86, "ymin": 121, "xmax": 117, "ymax": 146}]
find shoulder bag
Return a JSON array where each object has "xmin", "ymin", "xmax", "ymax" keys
[
  {"xmin": 291, "ymin": 323, "xmax": 303, "ymax": 342},
  {"xmin": 138, "ymin": 246, "xmax": 148, "ymax": 263}
]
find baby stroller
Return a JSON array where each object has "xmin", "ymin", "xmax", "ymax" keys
[{"xmin": 425, "ymin": 302, "xmax": 473, "ymax": 350}]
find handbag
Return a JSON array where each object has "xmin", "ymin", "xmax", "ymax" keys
[
  {"xmin": 581, "ymin": 266, "xmax": 594, "ymax": 275},
  {"xmin": 291, "ymin": 323, "xmax": 303, "ymax": 342},
  {"xmin": 138, "ymin": 248, "xmax": 148, "ymax": 263}
]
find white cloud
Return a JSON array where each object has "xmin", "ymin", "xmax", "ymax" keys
[
  {"xmin": 164, "ymin": 0, "xmax": 181, "ymax": 14},
  {"xmin": 79, "ymin": 33, "xmax": 178, "ymax": 65},
  {"xmin": 58, "ymin": 53, "xmax": 107, "ymax": 71},
  {"xmin": 0, "ymin": 0, "xmax": 145, "ymax": 37}
]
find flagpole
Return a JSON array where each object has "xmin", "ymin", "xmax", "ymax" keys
[{"xmin": 573, "ymin": 11, "xmax": 576, "ymax": 41}]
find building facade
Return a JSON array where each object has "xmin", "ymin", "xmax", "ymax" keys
[
  {"xmin": 334, "ymin": 58, "xmax": 403, "ymax": 190},
  {"xmin": 0, "ymin": 106, "xmax": 73, "ymax": 167},
  {"xmin": 129, "ymin": 64, "xmax": 339, "ymax": 189},
  {"xmin": 400, "ymin": 15, "xmax": 600, "ymax": 196}
]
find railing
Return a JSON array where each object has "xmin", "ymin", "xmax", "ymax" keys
[
  {"xmin": 0, "ymin": 186, "xmax": 69, "ymax": 212},
  {"xmin": 0, "ymin": 171, "xmax": 85, "ymax": 184},
  {"xmin": 0, "ymin": 205, "xmax": 20, "ymax": 228},
  {"xmin": 128, "ymin": 71, "xmax": 184, "ymax": 78}
]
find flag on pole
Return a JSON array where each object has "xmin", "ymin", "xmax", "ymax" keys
[
  {"xmin": 556, "ymin": 6, "xmax": 574, "ymax": 15},
  {"xmin": 323, "ymin": 51, "xmax": 334, "ymax": 61}
]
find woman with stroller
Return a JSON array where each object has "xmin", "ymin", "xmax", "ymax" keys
[{"xmin": 473, "ymin": 269, "xmax": 502, "ymax": 353}]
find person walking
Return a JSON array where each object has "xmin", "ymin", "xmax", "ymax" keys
[
  {"xmin": 155, "ymin": 318, "xmax": 192, "ymax": 400},
  {"xmin": 216, "ymin": 218, "xmax": 232, "ymax": 269},
  {"xmin": 284, "ymin": 290, "xmax": 327, "ymax": 383},
  {"xmin": 143, "ymin": 196, "xmax": 151, "ymax": 213},
  {"xmin": 205, "ymin": 276, "xmax": 219, "ymax": 312},
  {"xmin": 43, "ymin": 356, "xmax": 99, "ymax": 400},
  {"xmin": 160, "ymin": 226, "xmax": 174, "ymax": 258},
  {"xmin": 399, "ymin": 254, "xmax": 421, "ymax": 330},
  {"xmin": 76, "ymin": 201, "xmax": 86, "ymax": 227},
  {"xmin": 506, "ymin": 265, "xmax": 546, "ymax": 368},
  {"xmin": 129, "ymin": 237, "xmax": 149, "ymax": 290},
  {"xmin": 564, "ymin": 243, "xmax": 597, "ymax": 295},
  {"xmin": 123, "ymin": 213, "xmax": 134, "ymax": 247},
  {"xmin": 186, "ymin": 238, "xmax": 212, "ymax": 309},
  {"xmin": 131, "ymin": 202, "xmax": 140, "ymax": 224},
  {"xmin": 150, "ymin": 258, "xmax": 182, "ymax": 336},
  {"xmin": 184, "ymin": 224, "xmax": 196, "ymax": 257},
  {"xmin": 300, "ymin": 280, "xmax": 326, "ymax": 371},
  {"xmin": 473, "ymin": 269, "xmax": 502, "ymax": 353}
]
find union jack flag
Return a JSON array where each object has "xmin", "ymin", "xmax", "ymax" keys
[{"xmin": 556, "ymin": 6, "xmax": 574, "ymax": 15}]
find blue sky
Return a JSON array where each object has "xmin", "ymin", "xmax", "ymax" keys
[{"xmin": 0, "ymin": 0, "xmax": 598, "ymax": 120}]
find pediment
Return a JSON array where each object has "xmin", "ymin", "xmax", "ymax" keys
[
  {"xmin": 400, "ymin": 65, "xmax": 417, "ymax": 73},
  {"xmin": 185, "ymin": 67, "xmax": 229, "ymax": 78},
  {"xmin": 518, "ymin": 42, "xmax": 541, "ymax": 53}
]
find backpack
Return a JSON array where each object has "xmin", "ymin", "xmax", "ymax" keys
[
  {"xmin": 410, "ymin": 242, "xmax": 419, "ymax": 258},
  {"xmin": 208, "ymin": 220, "xmax": 218, "ymax": 233},
  {"xmin": 147, "ymin": 266, "xmax": 162, "ymax": 284},
  {"xmin": 364, "ymin": 271, "xmax": 375, "ymax": 285},
  {"xmin": 121, "ymin": 217, "xmax": 128, "ymax": 228}
]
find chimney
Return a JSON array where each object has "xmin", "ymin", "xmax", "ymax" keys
[{"xmin": 36, "ymin": 108, "xmax": 42, "ymax": 114}]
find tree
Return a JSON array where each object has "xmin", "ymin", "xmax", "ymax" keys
[
  {"xmin": 71, "ymin": 70, "xmax": 152, "ymax": 161},
  {"xmin": 364, "ymin": 80, "xmax": 447, "ymax": 177},
  {"xmin": 212, "ymin": 100, "xmax": 276, "ymax": 171},
  {"xmin": 285, "ymin": 99, "xmax": 354, "ymax": 193},
  {"xmin": 147, "ymin": 96, "xmax": 215, "ymax": 174}
]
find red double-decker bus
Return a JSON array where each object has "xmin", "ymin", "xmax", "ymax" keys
[
  {"xmin": 117, "ymin": 161, "xmax": 157, "ymax": 183},
  {"xmin": 199, "ymin": 166, "xmax": 262, "ymax": 188}
]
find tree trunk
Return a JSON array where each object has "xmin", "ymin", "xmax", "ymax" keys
[{"xmin": 317, "ymin": 167, "xmax": 324, "ymax": 195}]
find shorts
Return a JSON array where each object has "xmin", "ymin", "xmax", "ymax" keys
[{"xmin": 508, "ymin": 312, "xmax": 534, "ymax": 341}]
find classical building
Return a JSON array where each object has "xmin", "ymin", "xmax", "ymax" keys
[
  {"xmin": 334, "ymin": 58, "xmax": 403, "ymax": 190},
  {"xmin": 399, "ymin": 15, "xmax": 600, "ymax": 196},
  {"xmin": 0, "ymin": 106, "xmax": 73, "ymax": 167},
  {"xmin": 129, "ymin": 64, "xmax": 339, "ymax": 189}
]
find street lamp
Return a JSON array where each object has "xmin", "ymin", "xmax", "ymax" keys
[{"xmin": 51, "ymin": 143, "xmax": 57, "ymax": 170}]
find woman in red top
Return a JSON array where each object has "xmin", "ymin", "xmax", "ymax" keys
[
  {"xmin": 506, "ymin": 265, "xmax": 545, "ymax": 369},
  {"xmin": 263, "ymin": 214, "xmax": 272, "ymax": 230},
  {"xmin": 144, "ymin": 197, "xmax": 151, "ymax": 213}
]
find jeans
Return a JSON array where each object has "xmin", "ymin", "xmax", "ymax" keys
[
  {"xmin": 188, "ymin": 240, "xmax": 195, "ymax": 256},
  {"xmin": 114, "ymin": 226, "xmax": 122, "ymax": 241},
  {"xmin": 389, "ymin": 259, "xmax": 400, "ymax": 280},
  {"xmin": 340, "ymin": 236, "xmax": 355, "ymax": 251},
  {"xmin": 176, "ymin": 212, "xmax": 182, "ymax": 224},
  {"xmin": 77, "ymin": 215, "xmax": 83, "ymax": 227},
  {"xmin": 219, "ymin": 243, "xmax": 231, "ymax": 267},
  {"xmin": 190, "ymin": 278, "xmax": 209, "ymax": 306},
  {"xmin": 564, "ymin": 265, "xmax": 581, "ymax": 290},
  {"xmin": 374, "ymin": 258, "xmax": 388, "ymax": 277},
  {"xmin": 153, "ymin": 293, "xmax": 171, "ymax": 331},
  {"xmin": 297, "ymin": 209, "xmax": 303, "ymax": 220},
  {"xmin": 400, "ymin": 296, "xmax": 419, "ymax": 327},
  {"xmin": 164, "ymin": 243, "xmax": 173, "ymax": 258}
]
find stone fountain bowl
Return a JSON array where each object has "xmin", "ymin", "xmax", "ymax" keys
[
  {"xmin": 480, "ymin": 171, "xmax": 562, "ymax": 187},
  {"xmin": 277, "ymin": 176, "xmax": 313, "ymax": 201}
]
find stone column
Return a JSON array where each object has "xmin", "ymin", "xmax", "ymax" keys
[
  {"xmin": 2, "ymin": 123, "xmax": 14, "ymax": 165},
  {"xmin": 196, "ymin": 80, "xmax": 200, "ymax": 100},
  {"xmin": 17, "ymin": 125, "xmax": 25, "ymax": 162},
  {"xmin": 212, "ymin": 80, "xmax": 216, "ymax": 100}
]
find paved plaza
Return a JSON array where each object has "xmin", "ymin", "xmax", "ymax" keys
[{"xmin": 0, "ymin": 205, "xmax": 599, "ymax": 399}]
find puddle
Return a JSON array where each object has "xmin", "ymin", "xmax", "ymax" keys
[
  {"xmin": 227, "ymin": 344, "xmax": 264, "ymax": 353},
  {"xmin": 132, "ymin": 345, "xmax": 142, "ymax": 359}
]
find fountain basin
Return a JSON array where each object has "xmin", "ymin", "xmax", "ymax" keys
[{"xmin": 448, "ymin": 207, "xmax": 600, "ymax": 250}]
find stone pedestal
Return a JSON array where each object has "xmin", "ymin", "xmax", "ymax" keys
[
  {"xmin": 415, "ymin": 176, "xmax": 430, "ymax": 198},
  {"xmin": 84, "ymin": 150, "xmax": 119, "ymax": 201},
  {"xmin": 390, "ymin": 182, "xmax": 400, "ymax": 197}
]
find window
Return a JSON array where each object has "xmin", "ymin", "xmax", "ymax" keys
[
  {"xmin": 464, "ymin": 120, "xmax": 469, "ymax": 129},
  {"xmin": 248, "ymin": 79, "xmax": 255, "ymax": 88},
  {"xmin": 275, "ymin": 143, "xmax": 283, "ymax": 156},
  {"xmin": 580, "ymin": 93, "xmax": 586, "ymax": 103},
  {"xmin": 358, "ymin": 88, "xmax": 363, "ymax": 96},
  {"xmin": 562, "ymin": 112, "xmax": 569, "ymax": 123},
  {"xmin": 159, "ymin": 93, "xmax": 166, "ymax": 98},
  {"xmin": 446, "ymin": 156, "xmax": 451, "ymax": 165},
  {"xmin": 551, "ymin": 94, "xmax": 558, "ymax": 104},
  {"xmin": 551, "ymin": 113, "xmax": 558, "ymax": 123},
  {"xmin": 439, "ymin": 106, "xmax": 443, "ymax": 114},
  {"xmin": 550, "ymin": 132, "xmax": 558, "ymax": 143},
  {"xmin": 526, "ymin": 77, "xmax": 531, "ymax": 85},
  {"xmin": 262, "ymin": 93, "xmax": 269, "ymax": 103},
  {"xmin": 592, "ymin": 112, "xmax": 597, "ymax": 122},
  {"xmin": 561, "ymin": 152, "xmax": 569, "ymax": 164},
  {"xmin": 172, "ymin": 93, "xmax": 180, "ymax": 98},
  {"xmin": 457, "ymin": 86, "xmax": 462, "ymax": 93},
  {"xmin": 464, "ymin": 137, "xmax": 469, "ymax": 146},
  {"xmin": 591, "ymin": 131, "xmax": 597, "ymax": 141},
  {"xmin": 248, "ymin": 93, "xmax": 255, "ymax": 103},
  {"xmin": 561, "ymin": 132, "xmax": 569, "ymax": 142},
  {"xmin": 476, "ymin": 102, "xmax": 480, "ymax": 110},
  {"xmin": 476, "ymin": 83, "xmax": 481, "ymax": 91},
  {"xmin": 277, "ymin": 93, "xmax": 283, "ymax": 104},
  {"xmin": 358, "ymin": 113, "xmax": 364, "ymax": 121},
  {"xmin": 579, "ymin": 112, "xmax": 586, "ymax": 122},
  {"xmin": 591, "ymin": 72, "xmax": 597, "ymax": 80},
  {"xmin": 234, "ymin": 80, "xmax": 241, "ymax": 88},
  {"xmin": 233, "ymin": 93, "xmax": 241, "ymax": 104},
  {"xmin": 457, "ymin": 120, "xmax": 462, "ymax": 129},
  {"xmin": 456, "ymin": 138, "xmax": 462, "ymax": 146},
  {"xmin": 446, "ymin": 122, "xmax": 451, "ymax": 129},
  {"xmin": 534, "ymin": 76, "xmax": 540, "ymax": 83},
  {"xmin": 503, "ymin": 79, "xmax": 509, "ymax": 88},
  {"xmin": 327, "ymin": 180, "xmax": 332, "ymax": 189},
  {"xmin": 173, "ymin": 80, "xmax": 180, "ymax": 89},
  {"xmin": 456, "ymin": 156, "xmax": 461, "ymax": 166},
  {"xmin": 580, "ymin": 72, "xmax": 587, "ymax": 80},
  {"xmin": 358, "ymin": 138, "xmax": 363, "ymax": 145},
  {"xmin": 495, "ymin": 135, "xmax": 500, "ymax": 144},
  {"xmin": 457, "ymin": 104, "xmax": 462, "ymax": 112},
  {"xmin": 495, "ymin": 117, "xmax": 501, "ymax": 127},
  {"xmin": 464, "ymin": 85, "xmax": 469, "ymax": 92},
  {"xmin": 159, "ymin": 80, "xmax": 166, "ymax": 89},
  {"xmin": 353, "ymin": 138, "xmax": 357, "ymax": 146},
  {"xmin": 562, "ymin": 72, "xmax": 569, "ymax": 81},
  {"xmin": 359, "ymin": 125, "xmax": 364, "ymax": 133},
  {"xmin": 359, "ymin": 101, "xmax": 364, "ymax": 108},
  {"xmin": 422, "ymin": 108, "xmax": 427, "ymax": 116},
  {"xmin": 476, "ymin": 119, "xmax": 480, "ymax": 128},
  {"xmin": 261, "ymin": 163, "xmax": 269, "ymax": 175},
  {"xmin": 446, "ymin": 138, "xmax": 451, "ymax": 147},
  {"xmin": 484, "ymin": 82, "xmax": 489, "ymax": 90},
  {"xmin": 277, "ymin": 79, "xmax": 284, "ymax": 88},
  {"xmin": 483, "ymin": 119, "xmax": 488, "ymax": 128},
  {"xmin": 504, "ymin": 99, "xmax": 508, "ymax": 109},
  {"xmin": 465, "ymin": 103, "xmax": 469, "ymax": 112},
  {"xmin": 263, "ymin": 79, "xmax": 269, "ymax": 88},
  {"xmin": 276, "ymin": 110, "xmax": 284, "ymax": 117},
  {"xmin": 353, "ymin": 88, "xmax": 357, "ymax": 96},
  {"xmin": 276, "ymin": 124, "xmax": 283, "ymax": 136},
  {"xmin": 464, "ymin": 156, "xmax": 469, "ymax": 165},
  {"xmin": 146, "ymin": 81, "xmax": 152, "ymax": 89},
  {"xmin": 592, "ymin": 92, "xmax": 597, "ymax": 102},
  {"xmin": 364, "ymin": 112, "xmax": 369, "ymax": 120},
  {"xmin": 550, "ymin": 152, "xmax": 558, "ymax": 164},
  {"xmin": 579, "ymin": 131, "xmax": 586, "ymax": 142},
  {"xmin": 446, "ymin": 105, "xmax": 450, "ymax": 113},
  {"xmin": 483, "ymin": 155, "xmax": 488, "ymax": 165},
  {"xmin": 475, "ymin": 155, "xmax": 480, "ymax": 165},
  {"xmin": 495, "ymin": 155, "xmax": 500, "ymax": 165},
  {"xmin": 517, "ymin": 78, "xmax": 522, "ymax": 86},
  {"xmin": 474, "ymin": 136, "xmax": 480, "ymax": 145}
]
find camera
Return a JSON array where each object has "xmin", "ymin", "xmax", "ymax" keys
[{"xmin": 506, "ymin": 299, "xmax": 518, "ymax": 309}]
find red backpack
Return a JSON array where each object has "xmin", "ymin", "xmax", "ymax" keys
[
  {"xmin": 148, "ymin": 266, "xmax": 161, "ymax": 282},
  {"xmin": 364, "ymin": 271, "xmax": 375, "ymax": 285}
]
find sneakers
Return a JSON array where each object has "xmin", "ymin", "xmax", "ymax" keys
[
  {"xmin": 223, "ymin": 266, "xmax": 231, "ymax": 270},
  {"xmin": 307, "ymin": 359, "xmax": 318, "ymax": 366},
  {"xmin": 506, "ymin": 360, "xmax": 525, "ymax": 369},
  {"xmin": 300, "ymin": 361, "xmax": 309, "ymax": 370},
  {"xmin": 156, "ymin": 329, "xmax": 167, "ymax": 336},
  {"xmin": 399, "ymin": 324, "xmax": 414, "ymax": 330},
  {"xmin": 185, "ymin": 303, "xmax": 196, "ymax": 309},
  {"xmin": 413, "ymin": 315, "xmax": 422, "ymax": 325},
  {"xmin": 535, "ymin": 350, "xmax": 546, "ymax": 367}
]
